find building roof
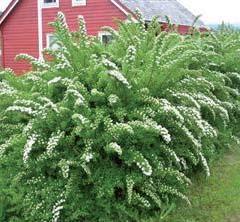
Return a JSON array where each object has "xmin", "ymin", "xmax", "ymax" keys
[{"xmin": 119, "ymin": 0, "xmax": 205, "ymax": 27}]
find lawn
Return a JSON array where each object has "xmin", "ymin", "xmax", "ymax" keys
[{"xmin": 146, "ymin": 146, "xmax": 240, "ymax": 222}]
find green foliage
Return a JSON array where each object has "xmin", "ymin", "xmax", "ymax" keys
[{"xmin": 0, "ymin": 12, "xmax": 239, "ymax": 222}]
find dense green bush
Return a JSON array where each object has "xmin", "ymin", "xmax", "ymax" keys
[{"xmin": 0, "ymin": 12, "xmax": 239, "ymax": 221}]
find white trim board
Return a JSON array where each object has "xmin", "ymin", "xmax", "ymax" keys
[
  {"xmin": 110, "ymin": 0, "xmax": 129, "ymax": 16},
  {"xmin": 0, "ymin": 0, "xmax": 20, "ymax": 25}
]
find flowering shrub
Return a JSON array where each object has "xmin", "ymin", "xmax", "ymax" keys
[{"xmin": 0, "ymin": 12, "xmax": 239, "ymax": 222}]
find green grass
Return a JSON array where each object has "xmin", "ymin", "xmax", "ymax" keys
[{"xmin": 146, "ymin": 146, "xmax": 240, "ymax": 222}]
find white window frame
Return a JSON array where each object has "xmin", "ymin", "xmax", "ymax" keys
[
  {"xmin": 72, "ymin": 0, "xmax": 87, "ymax": 7},
  {"xmin": 46, "ymin": 33, "xmax": 60, "ymax": 50},
  {"xmin": 98, "ymin": 31, "xmax": 112, "ymax": 44},
  {"xmin": 42, "ymin": 0, "xmax": 59, "ymax": 9}
]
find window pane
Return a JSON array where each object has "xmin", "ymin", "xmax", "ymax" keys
[
  {"xmin": 48, "ymin": 35, "xmax": 60, "ymax": 50},
  {"xmin": 44, "ymin": 0, "xmax": 56, "ymax": 3},
  {"xmin": 102, "ymin": 35, "xmax": 113, "ymax": 45}
]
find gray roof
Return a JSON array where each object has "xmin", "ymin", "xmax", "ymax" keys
[{"xmin": 119, "ymin": 0, "xmax": 205, "ymax": 27}]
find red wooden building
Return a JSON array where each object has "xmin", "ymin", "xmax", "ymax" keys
[{"xmin": 0, "ymin": 0, "xmax": 205, "ymax": 73}]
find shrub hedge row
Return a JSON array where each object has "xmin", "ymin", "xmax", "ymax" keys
[{"xmin": 0, "ymin": 13, "xmax": 239, "ymax": 221}]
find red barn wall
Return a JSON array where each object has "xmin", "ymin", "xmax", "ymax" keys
[
  {"xmin": 0, "ymin": 0, "xmax": 127, "ymax": 73},
  {"xmin": 42, "ymin": 0, "xmax": 126, "ymax": 48},
  {"xmin": 1, "ymin": 0, "xmax": 38, "ymax": 74}
]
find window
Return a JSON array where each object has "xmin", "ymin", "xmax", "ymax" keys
[
  {"xmin": 42, "ymin": 0, "xmax": 59, "ymax": 8},
  {"xmin": 72, "ymin": 0, "xmax": 87, "ymax": 7},
  {"xmin": 98, "ymin": 31, "xmax": 113, "ymax": 45},
  {"xmin": 46, "ymin": 34, "xmax": 60, "ymax": 50}
]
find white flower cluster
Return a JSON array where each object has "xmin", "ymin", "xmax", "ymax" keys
[
  {"xmin": 159, "ymin": 44, "xmax": 189, "ymax": 65},
  {"xmin": 163, "ymin": 167, "xmax": 192, "ymax": 185},
  {"xmin": 65, "ymin": 89, "xmax": 85, "ymax": 106},
  {"xmin": 133, "ymin": 193, "xmax": 151, "ymax": 208},
  {"xmin": 108, "ymin": 70, "xmax": 132, "ymax": 89},
  {"xmin": 52, "ymin": 194, "xmax": 66, "ymax": 222},
  {"xmin": 159, "ymin": 184, "xmax": 190, "ymax": 205},
  {"xmin": 129, "ymin": 119, "xmax": 171, "ymax": 144},
  {"xmin": 201, "ymin": 120, "xmax": 217, "ymax": 138},
  {"xmin": 102, "ymin": 58, "xmax": 132, "ymax": 88},
  {"xmin": 179, "ymin": 124, "xmax": 202, "ymax": 149},
  {"xmin": 108, "ymin": 94, "xmax": 119, "ymax": 106},
  {"xmin": 126, "ymin": 176, "xmax": 134, "ymax": 204},
  {"xmin": 102, "ymin": 58, "xmax": 119, "ymax": 70},
  {"xmin": 143, "ymin": 187, "xmax": 162, "ymax": 208},
  {"xmin": 25, "ymin": 73, "xmax": 42, "ymax": 82},
  {"xmin": 23, "ymin": 134, "xmax": 38, "ymax": 164},
  {"xmin": 125, "ymin": 45, "xmax": 137, "ymax": 63},
  {"xmin": 78, "ymin": 15, "xmax": 87, "ymax": 36},
  {"xmin": 14, "ymin": 99, "xmax": 41, "ymax": 110},
  {"xmin": 39, "ymin": 96, "xmax": 59, "ymax": 114},
  {"xmin": 108, "ymin": 123, "xmax": 134, "ymax": 140},
  {"xmin": 156, "ymin": 126, "xmax": 171, "ymax": 143},
  {"xmin": 16, "ymin": 53, "xmax": 50, "ymax": 69},
  {"xmin": 133, "ymin": 107, "xmax": 156, "ymax": 120},
  {"xmin": 48, "ymin": 77, "xmax": 62, "ymax": 85},
  {"xmin": 107, "ymin": 142, "xmax": 122, "ymax": 156},
  {"xmin": 91, "ymin": 88, "xmax": 103, "ymax": 97},
  {"xmin": 178, "ymin": 106, "xmax": 208, "ymax": 134},
  {"xmin": 81, "ymin": 140, "xmax": 94, "ymax": 163},
  {"xmin": 199, "ymin": 152, "xmax": 210, "ymax": 177},
  {"xmin": 180, "ymin": 77, "xmax": 214, "ymax": 91},
  {"xmin": 133, "ymin": 151, "xmax": 152, "ymax": 176},
  {"xmin": 55, "ymin": 51, "xmax": 72, "ymax": 71},
  {"xmin": 194, "ymin": 93, "xmax": 229, "ymax": 123},
  {"xmin": 6, "ymin": 106, "xmax": 37, "ymax": 116},
  {"xmin": 46, "ymin": 131, "xmax": 64, "ymax": 155},
  {"xmin": 81, "ymin": 152, "xmax": 93, "ymax": 163},
  {"xmin": 57, "ymin": 12, "xmax": 69, "ymax": 30},
  {"xmin": 23, "ymin": 120, "xmax": 34, "ymax": 136},
  {"xmin": 72, "ymin": 113, "xmax": 89, "ymax": 125},
  {"xmin": 0, "ymin": 137, "xmax": 12, "ymax": 158},
  {"xmin": 59, "ymin": 160, "xmax": 70, "ymax": 179},
  {"xmin": 144, "ymin": 96, "xmax": 184, "ymax": 123},
  {"xmin": 134, "ymin": 8, "xmax": 145, "ymax": 29},
  {"xmin": 0, "ymin": 81, "xmax": 17, "ymax": 96},
  {"xmin": 170, "ymin": 91, "xmax": 201, "ymax": 110},
  {"xmin": 162, "ymin": 146, "xmax": 180, "ymax": 163}
]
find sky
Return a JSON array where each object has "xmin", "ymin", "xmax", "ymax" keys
[
  {"xmin": 0, "ymin": 0, "xmax": 10, "ymax": 12},
  {"xmin": 179, "ymin": 0, "xmax": 240, "ymax": 24},
  {"xmin": 1, "ymin": 0, "xmax": 240, "ymax": 24}
]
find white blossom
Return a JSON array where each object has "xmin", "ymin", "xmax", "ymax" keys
[
  {"xmin": 108, "ymin": 94, "xmax": 119, "ymax": 106},
  {"xmin": 72, "ymin": 114, "xmax": 89, "ymax": 125},
  {"xmin": 65, "ymin": 89, "xmax": 85, "ymax": 105},
  {"xmin": 133, "ymin": 151, "xmax": 152, "ymax": 176},
  {"xmin": 23, "ymin": 134, "xmax": 38, "ymax": 164},
  {"xmin": 81, "ymin": 152, "xmax": 93, "ymax": 163},
  {"xmin": 126, "ymin": 45, "xmax": 137, "ymax": 63},
  {"xmin": 102, "ymin": 58, "xmax": 119, "ymax": 70},
  {"xmin": 0, "ymin": 81, "xmax": 17, "ymax": 96},
  {"xmin": 39, "ymin": 96, "xmax": 59, "ymax": 113},
  {"xmin": 107, "ymin": 142, "xmax": 122, "ymax": 156},
  {"xmin": 107, "ymin": 70, "xmax": 132, "ymax": 89},
  {"xmin": 48, "ymin": 77, "xmax": 62, "ymax": 85},
  {"xmin": 46, "ymin": 131, "xmax": 64, "ymax": 155},
  {"xmin": 52, "ymin": 193, "xmax": 66, "ymax": 222},
  {"xmin": 6, "ymin": 106, "xmax": 36, "ymax": 116},
  {"xmin": 199, "ymin": 152, "xmax": 210, "ymax": 177},
  {"xmin": 0, "ymin": 138, "xmax": 12, "ymax": 158}
]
